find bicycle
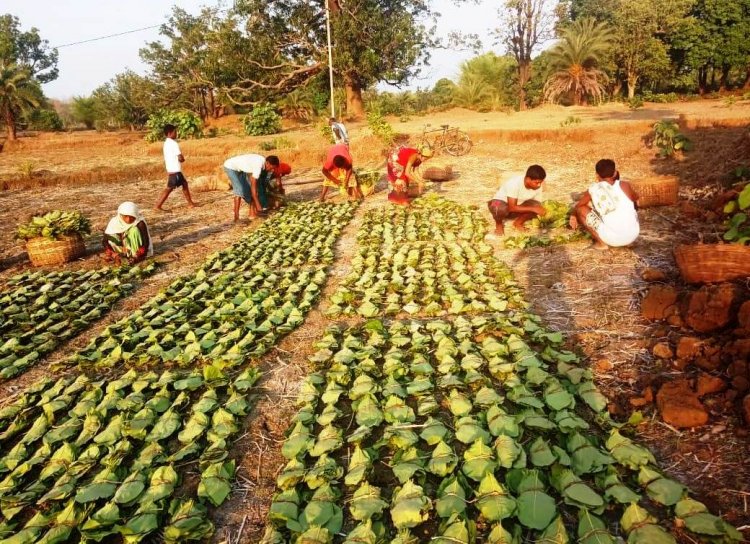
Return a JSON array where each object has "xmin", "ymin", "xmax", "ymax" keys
[{"xmin": 418, "ymin": 124, "xmax": 472, "ymax": 156}]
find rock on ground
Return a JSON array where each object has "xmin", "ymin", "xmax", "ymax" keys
[
  {"xmin": 684, "ymin": 284, "xmax": 739, "ymax": 333},
  {"xmin": 656, "ymin": 379, "xmax": 709, "ymax": 428},
  {"xmin": 642, "ymin": 286, "xmax": 679, "ymax": 321}
]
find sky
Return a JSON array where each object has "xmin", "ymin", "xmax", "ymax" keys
[{"xmin": 4, "ymin": 0, "xmax": 500, "ymax": 100}]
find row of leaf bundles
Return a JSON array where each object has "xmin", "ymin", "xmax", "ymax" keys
[
  {"xmin": 0, "ymin": 365, "xmax": 261, "ymax": 543},
  {"xmin": 325, "ymin": 241, "xmax": 526, "ymax": 318},
  {"xmin": 202, "ymin": 201, "xmax": 357, "ymax": 273},
  {"xmin": 358, "ymin": 195, "xmax": 488, "ymax": 246},
  {"xmin": 264, "ymin": 316, "xmax": 741, "ymax": 543},
  {"xmin": 0, "ymin": 263, "xmax": 157, "ymax": 381},
  {"xmin": 69, "ymin": 265, "xmax": 327, "ymax": 369}
]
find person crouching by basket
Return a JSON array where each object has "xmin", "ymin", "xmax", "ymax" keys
[
  {"xmin": 321, "ymin": 144, "xmax": 363, "ymax": 202},
  {"xmin": 103, "ymin": 202, "xmax": 153, "ymax": 265},
  {"xmin": 386, "ymin": 145, "xmax": 433, "ymax": 205},
  {"xmin": 569, "ymin": 159, "xmax": 639, "ymax": 250},
  {"xmin": 263, "ymin": 161, "xmax": 291, "ymax": 209},
  {"xmin": 487, "ymin": 165, "xmax": 547, "ymax": 235},
  {"xmin": 223, "ymin": 154, "xmax": 280, "ymax": 221}
]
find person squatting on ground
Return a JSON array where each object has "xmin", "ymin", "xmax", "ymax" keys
[
  {"xmin": 386, "ymin": 145, "xmax": 433, "ymax": 205},
  {"xmin": 329, "ymin": 117, "xmax": 349, "ymax": 146},
  {"xmin": 265, "ymin": 162, "xmax": 291, "ymax": 209},
  {"xmin": 155, "ymin": 124, "xmax": 197, "ymax": 211},
  {"xmin": 569, "ymin": 159, "xmax": 640, "ymax": 249},
  {"xmin": 487, "ymin": 165, "xmax": 547, "ymax": 235},
  {"xmin": 103, "ymin": 201, "xmax": 154, "ymax": 265},
  {"xmin": 223, "ymin": 154, "xmax": 280, "ymax": 221},
  {"xmin": 321, "ymin": 143, "xmax": 363, "ymax": 202}
]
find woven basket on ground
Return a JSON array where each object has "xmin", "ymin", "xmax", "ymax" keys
[
  {"xmin": 631, "ymin": 176, "xmax": 679, "ymax": 208},
  {"xmin": 674, "ymin": 243, "xmax": 750, "ymax": 283},
  {"xmin": 421, "ymin": 166, "xmax": 453, "ymax": 182},
  {"xmin": 26, "ymin": 234, "xmax": 86, "ymax": 267}
]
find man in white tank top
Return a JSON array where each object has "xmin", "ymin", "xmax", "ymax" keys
[{"xmin": 569, "ymin": 159, "xmax": 640, "ymax": 249}]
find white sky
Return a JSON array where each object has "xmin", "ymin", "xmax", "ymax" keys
[{"xmin": 3, "ymin": 0, "xmax": 500, "ymax": 100}]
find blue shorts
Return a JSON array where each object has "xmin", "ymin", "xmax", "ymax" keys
[
  {"xmin": 167, "ymin": 172, "xmax": 187, "ymax": 188},
  {"xmin": 224, "ymin": 167, "xmax": 252, "ymax": 203}
]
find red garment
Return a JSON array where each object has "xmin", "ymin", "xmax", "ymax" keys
[
  {"xmin": 277, "ymin": 162, "xmax": 292, "ymax": 177},
  {"xmin": 387, "ymin": 147, "xmax": 419, "ymax": 184},
  {"xmin": 396, "ymin": 147, "xmax": 419, "ymax": 168},
  {"xmin": 323, "ymin": 144, "xmax": 352, "ymax": 171}
]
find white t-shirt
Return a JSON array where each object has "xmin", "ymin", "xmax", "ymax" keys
[
  {"xmin": 493, "ymin": 174, "xmax": 542, "ymax": 203},
  {"xmin": 223, "ymin": 154, "xmax": 265, "ymax": 178},
  {"xmin": 331, "ymin": 122, "xmax": 349, "ymax": 144},
  {"xmin": 163, "ymin": 138, "xmax": 182, "ymax": 173}
]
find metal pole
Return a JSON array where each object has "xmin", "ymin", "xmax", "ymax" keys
[{"xmin": 325, "ymin": 0, "xmax": 335, "ymax": 117}]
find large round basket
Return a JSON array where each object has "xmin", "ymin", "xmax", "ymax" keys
[
  {"xmin": 631, "ymin": 176, "xmax": 679, "ymax": 208},
  {"xmin": 421, "ymin": 166, "xmax": 454, "ymax": 182},
  {"xmin": 674, "ymin": 243, "xmax": 750, "ymax": 283},
  {"xmin": 26, "ymin": 234, "xmax": 86, "ymax": 267}
]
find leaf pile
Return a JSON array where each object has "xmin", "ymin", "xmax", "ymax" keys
[
  {"xmin": 263, "ymin": 195, "xmax": 740, "ymax": 543},
  {"xmin": 0, "ymin": 366, "xmax": 261, "ymax": 542},
  {"xmin": 15, "ymin": 210, "xmax": 92, "ymax": 241},
  {"xmin": 503, "ymin": 230, "xmax": 591, "ymax": 249},
  {"xmin": 529, "ymin": 200, "xmax": 571, "ymax": 230},
  {"xmin": 64, "ymin": 202, "xmax": 356, "ymax": 371},
  {"xmin": 326, "ymin": 241, "xmax": 526, "ymax": 318},
  {"xmin": 0, "ymin": 263, "xmax": 157, "ymax": 381}
]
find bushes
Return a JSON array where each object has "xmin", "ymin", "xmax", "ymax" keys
[
  {"xmin": 366, "ymin": 111, "xmax": 395, "ymax": 145},
  {"xmin": 145, "ymin": 110, "xmax": 203, "ymax": 142},
  {"xmin": 652, "ymin": 120, "xmax": 692, "ymax": 157},
  {"xmin": 243, "ymin": 103, "xmax": 282, "ymax": 136},
  {"xmin": 26, "ymin": 109, "xmax": 63, "ymax": 131}
]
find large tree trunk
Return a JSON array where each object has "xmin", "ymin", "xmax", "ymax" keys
[
  {"xmin": 698, "ymin": 67, "xmax": 708, "ymax": 95},
  {"xmin": 627, "ymin": 71, "xmax": 638, "ymax": 99},
  {"xmin": 344, "ymin": 75, "xmax": 365, "ymax": 119},
  {"xmin": 719, "ymin": 64, "xmax": 731, "ymax": 91},
  {"xmin": 517, "ymin": 62, "xmax": 531, "ymax": 111},
  {"xmin": 4, "ymin": 106, "xmax": 16, "ymax": 141}
]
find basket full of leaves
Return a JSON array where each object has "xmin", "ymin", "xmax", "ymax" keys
[{"xmin": 16, "ymin": 210, "xmax": 91, "ymax": 266}]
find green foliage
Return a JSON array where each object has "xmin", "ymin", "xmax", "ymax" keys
[
  {"xmin": 731, "ymin": 165, "xmax": 750, "ymax": 181},
  {"xmin": 652, "ymin": 120, "xmax": 693, "ymax": 157},
  {"xmin": 319, "ymin": 121, "xmax": 335, "ymax": 144},
  {"xmin": 16, "ymin": 159, "xmax": 35, "ymax": 178},
  {"xmin": 258, "ymin": 137, "xmax": 294, "ymax": 151},
  {"xmin": 628, "ymin": 97, "xmax": 644, "ymax": 110},
  {"xmin": 16, "ymin": 210, "xmax": 91, "ymax": 240},
  {"xmin": 243, "ymin": 103, "xmax": 282, "ymax": 136},
  {"xmin": 454, "ymin": 53, "xmax": 518, "ymax": 111},
  {"xmin": 26, "ymin": 108, "xmax": 63, "ymax": 131},
  {"xmin": 640, "ymin": 91, "xmax": 679, "ymax": 103},
  {"xmin": 145, "ymin": 110, "xmax": 203, "ymax": 143},
  {"xmin": 544, "ymin": 17, "xmax": 612, "ymax": 105},
  {"xmin": 71, "ymin": 96, "xmax": 97, "ymax": 129},
  {"xmin": 90, "ymin": 71, "xmax": 158, "ymax": 130},
  {"xmin": 0, "ymin": 62, "xmax": 41, "ymax": 138},
  {"xmin": 722, "ymin": 184, "xmax": 750, "ymax": 244},
  {"xmin": 560, "ymin": 115, "xmax": 582, "ymax": 127},
  {"xmin": 366, "ymin": 111, "xmax": 395, "ymax": 145}
]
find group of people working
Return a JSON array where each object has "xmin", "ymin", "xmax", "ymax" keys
[{"xmin": 488, "ymin": 159, "xmax": 640, "ymax": 249}]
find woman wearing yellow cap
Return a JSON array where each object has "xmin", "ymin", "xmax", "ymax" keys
[{"xmin": 386, "ymin": 145, "xmax": 433, "ymax": 205}]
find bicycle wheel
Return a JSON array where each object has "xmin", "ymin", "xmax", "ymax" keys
[{"xmin": 444, "ymin": 132, "xmax": 472, "ymax": 156}]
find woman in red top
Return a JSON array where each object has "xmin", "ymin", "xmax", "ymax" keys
[{"xmin": 386, "ymin": 145, "xmax": 433, "ymax": 204}]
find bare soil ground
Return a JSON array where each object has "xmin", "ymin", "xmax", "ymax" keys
[{"xmin": 1, "ymin": 99, "xmax": 749, "ymax": 541}]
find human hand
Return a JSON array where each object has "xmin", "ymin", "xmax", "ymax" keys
[
  {"xmin": 533, "ymin": 205, "xmax": 547, "ymax": 217},
  {"xmin": 569, "ymin": 214, "xmax": 578, "ymax": 229}
]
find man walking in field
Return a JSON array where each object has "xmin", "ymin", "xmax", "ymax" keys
[
  {"xmin": 329, "ymin": 117, "xmax": 349, "ymax": 146},
  {"xmin": 154, "ymin": 124, "xmax": 197, "ymax": 210}
]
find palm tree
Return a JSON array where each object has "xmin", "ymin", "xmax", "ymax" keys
[
  {"xmin": 544, "ymin": 18, "xmax": 613, "ymax": 106},
  {"xmin": 0, "ymin": 62, "xmax": 40, "ymax": 140}
]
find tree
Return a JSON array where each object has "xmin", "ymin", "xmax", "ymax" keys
[
  {"xmin": 70, "ymin": 96, "xmax": 98, "ymax": 129},
  {"xmin": 497, "ymin": 0, "xmax": 556, "ymax": 110},
  {"xmin": 454, "ymin": 53, "xmax": 518, "ymax": 110},
  {"xmin": 91, "ymin": 71, "xmax": 160, "ymax": 130},
  {"xmin": 543, "ymin": 17, "xmax": 611, "ymax": 105},
  {"xmin": 0, "ymin": 15, "xmax": 57, "ymax": 139},
  {"xmin": 0, "ymin": 62, "xmax": 40, "ymax": 140}
]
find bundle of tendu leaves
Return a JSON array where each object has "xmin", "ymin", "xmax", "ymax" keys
[{"xmin": 16, "ymin": 210, "xmax": 91, "ymax": 241}]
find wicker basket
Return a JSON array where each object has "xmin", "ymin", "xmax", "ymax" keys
[
  {"xmin": 421, "ymin": 166, "xmax": 453, "ymax": 182},
  {"xmin": 631, "ymin": 176, "xmax": 679, "ymax": 208},
  {"xmin": 191, "ymin": 174, "xmax": 230, "ymax": 193},
  {"xmin": 26, "ymin": 234, "xmax": 86, "ymax": 267},
  {"xmin": 674, "ymin": 243, "xmax": 750, "ymax": 283}
]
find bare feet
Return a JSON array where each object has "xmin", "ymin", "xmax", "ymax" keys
[
  {"xmin": 511, "ymin": 219, "xmax": 529, "ymax": 232},
  {"xmin": 188, "ymin": 203, "xmax": 198, "ymax": 208},
  {"xmin": 591, "ymin": 241, "xmax": 609, "ymax": 250},
  {"xmin": 154, "ymin": 207, "xmax": 168, "ymax": 212},
  {"xmin": 494, "ymin": 226, "xmax": 505, "ymax": 236}
]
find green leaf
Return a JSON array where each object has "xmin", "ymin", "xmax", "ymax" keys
[
  {"xmin": 462, "ymin": 439, "xmax": 496, "ymax": 481},
  {"xmin": 350, "ymin": 483, "xmax": 388, "ymax": 521},
  {"xmin": 428, "ymin": 441, "xmax": 458, "ymax": 477},
  {"xmin": 638, "ymin": 466, "xmax": 685, "ymax": 506},
  {"xmin": 345, "ymin": 445, "xmax": 372, "ymax": 487},
  {"xmin": 448, "ymin": 390, "xmax": 473, "ymax": 416},
  {"xmin": 282, "ymin": 421, "xmax": 310, "ymax": 459},
  {"xmin": 475, "ymin": 472, "xmax": 516, "ymax": 522},
  {"xmin": 621, "ymin": 504, "xmax": 676, "ymax": 544},
  {"xmin": 436, "ymin": 476, "xmax": 466, "ymax": 518},
  {"xmin": 674, "ymin": 498, "xmax": 743, "ymax": 540},
  {"xmin": 355, "ymin": 395, "xmax": 384, "ymax": 428},
  {"xmin": 537, "ymin": 516, "xmax": 568, "ymax": 544},
  {"xmin": 528, "ymin": 437, "xmax": 556, "ymax": 467},
  {"xmin": 577, "ymin": 509, "xmax": 615, "ymax": 544},
  {"xmin": 309, "ymin": 425, "xmax": 343, "ymax": 457},
  {"xmin": 515, "ymin": 470, "xmax": 556, "ymax": 530},
  {"xmin": 198, "ymin": 460, "xmax": 235, "ymax": 507},
  {"xmin": 390, "ymin": 480, "xmax": 430, "ymax": 530}
]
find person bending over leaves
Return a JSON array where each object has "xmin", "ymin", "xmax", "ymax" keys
[
  {"xmin": 487, "ymin": 165, "xmax": 547, "ymax": 235},
  {"xmin": 103, "ymin": 201, "xmax": 153, "ymax": 265},
  {"xmin": 321, "ymin": 143, "xmax": 363, "ymax": 202},
  {"xmin": 569, "ymin": 159, "xmax": 639, "ymax": 249}
]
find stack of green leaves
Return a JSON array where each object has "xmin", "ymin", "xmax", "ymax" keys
[
  {"xmin": 62, "ymin": 202, "xmax": 356, "ymax": 372},
  {"xmin": 504, "ymin": 200, "xmax": 592, "ymax": 249},
  {"xmin": 0, "ymin": 263, "xmax": 157, "ymax": 381},
  {"xmin": 263, "ymin": 317, "xmax": 741, "ymax": 543},
  {"xmin": 15, "ymin": 210, "xmax": 92, "ymax": 241},
  {"xmin": 0, "ymin": 365, "xmax": 261, "ymax": 542},
  {"xmin": 326, "ymin": 241, "xmax": 527, "ymax": 318}
]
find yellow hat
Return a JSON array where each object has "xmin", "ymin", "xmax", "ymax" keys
[{"xmin": 419, "ymin": 145, "xmax": 434, "ymax": 158}]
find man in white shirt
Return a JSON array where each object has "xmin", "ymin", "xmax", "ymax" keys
[
  {"xmin": 223, "ymin": 154, "xmax": 280, "ymax": 221},
  {"xmin": 155, "ymin": 124, "xmax": 197, "ymax": 210},
  {"xmin": 487, "ymin": 165, "xmax": 547, "ymax": 235},
  {"xmin": 329, "ymin": 117, "xmax": 349, "ymax": 146}
]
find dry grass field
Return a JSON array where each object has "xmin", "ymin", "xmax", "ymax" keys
[{"xmin": 1, "ymin": 98, "xmax": 749, "ymax": 542}]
